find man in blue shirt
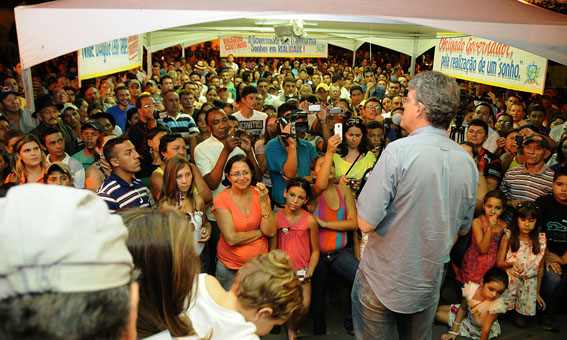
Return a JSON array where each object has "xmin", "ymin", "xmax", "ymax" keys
[
  {"xmin": 107, "ymin": 86, "xmax": 135, "ymax": 132},
  {"xmin": 353, "ymin": 71, "xmax": 478, "ymax": 340},
  {"xmin": 266, "ymin": 104, "xmax": 318, "ymax": 207}
]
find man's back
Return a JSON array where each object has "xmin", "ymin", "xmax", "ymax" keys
[{"xmin": 357, "ymin": 126, "xmax": 477, "ymax": 313}]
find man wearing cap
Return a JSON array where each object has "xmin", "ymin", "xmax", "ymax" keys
[
  {"xmin": 501, "ymin": 134, "xmax": 554, "ymax": 206},
  {"xmin": 0, "ymin": 184, "xmax": 139, "ymax": 339},
  {"xmin": 60, "ymin": 103, "xmax": 83, "ymax": 143},
  {"xmin": 108, "ymin": 86, "xmax": 136, "ymax": 132},
  {"xmin": 315, "ymin": 83, "xmax": 329, "ymax": 103},
  {"xmin": 30, "ymin": 95, "xmax": 80, "ymax": 156},
  {"xmin": 145, "ymin": 79, "xmax": 162, "ymax": 107},
  {"xmin": 232, "ymin": 85, "xmax": 267, "ymax": 143},
  {"xmin": 40, "ymin": 126, "xmax": 85, "ymax": 188},
  {"xmin": 3, "ymin": 77, "xmax": 26, "ymax": 108},
  {"xmin": 128, "ymin": 79, "xmax": 142, "ymax": 104},
  {"xmin": 72, "ymin": 119, "xmax": 103, "ymax": 171},
  {"xmin": 0, "ymin": 89, "xmax": 37, "ymax": 133},
  {"xmin": 127, "ymin": 94, "xmax": 158, "ymax": 154},
  {"xmin": 44, "ymin": 161, "xmax": 74, "ymax": 186},
  {"xmin": 97, "ymin": 136, "xmax": 155, "ymax": 212},
  {"xmin": 466, "ymin": 119, "xmax": 502, "ymax": 191}
]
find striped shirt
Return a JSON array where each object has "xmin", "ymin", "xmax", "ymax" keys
[
  {"xmin": 96, "ymin": 172, "xmax": 156, "ymax": 212},
  {"xmin": 500, "ymin": 165, "xmax": 554, "ymax": 202},
  {"xmin": 158, "ymin": 112, "xmax": 198, "ymax": 137}
]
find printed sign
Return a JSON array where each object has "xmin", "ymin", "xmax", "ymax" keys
[
  {"xmin": 433, "ymin": 35, "xmax": 547, "ymax": 94},
  {"xmin": 220, "ymin": 35, "xmax": 328, "ymax": 58},
  {"xmin": 78, "ymin": 35, "xmax": 142, "ymax": 82}
]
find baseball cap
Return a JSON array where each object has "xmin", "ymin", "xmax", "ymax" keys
[
  {"xmin": 0, "ymin": 184, "xmax": 134, "ymax": 299},
  {"xmin": 316, "ymin": 83, "xmax": 329, "ymax": 92},
  {"xmin": 523, "ymin": 135, "xmax": 551, "ymax": 149},
  {"xmin": 146, "ymin": 79, "xmax": 157, "ymax": 87},
  {"xmin": 46, "ymin": 161, "xmax": 72, "ymax": 179},
  {"xmin": 285, "ymin": 94, "xmax": 300, "ymax": 103},
  {"xmin": 60, "ymin": 103, "xmax": 78, "ymax": 114},
  {"xmin": 81, "ymin": 119, "xmax": 104, "ymax": 133},
  {"xmin": 0, "ymin": 89, "xmax": 18, "ymax": 101}
]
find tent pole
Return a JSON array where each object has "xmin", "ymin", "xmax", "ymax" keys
[
  {"xmin": 410, "ymin": 36, "xmax": 418, "ymax": 78},
  {"xmin": 181, "ymin": 43, "xmax": 185, "ymax": 58},
  {"xmin": 352, "ymin": 41, "xmax": 356, "ymax": 67},
  {"xmin": 22, "ymin": 68, "xmax": 35, "ymax": 112},
  {"xmin": 147, "ymin": 33, "xmax": 152, "ymax": 78}
]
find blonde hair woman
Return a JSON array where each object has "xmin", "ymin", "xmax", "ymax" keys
[{"xmin": 5, "ymin": 134, "xmax": 48, "ymax": 184}]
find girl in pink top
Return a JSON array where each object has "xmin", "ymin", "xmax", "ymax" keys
[{"xmin": 270, "ymin": 177, "xmax": 319, "ymax": 340}]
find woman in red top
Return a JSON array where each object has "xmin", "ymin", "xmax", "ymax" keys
[{"xmin": 213, "ymin": 154, "xmax": 276, "ymax": 290}]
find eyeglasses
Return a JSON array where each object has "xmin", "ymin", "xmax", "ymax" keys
[
  {"xmin": 498, "ymin": 121, "xmax": 512, "ymax": 126},
  {"xmin": 143, "ymin": 104, "xmax": 156, "ymax": 109},
  {"xmin": 366, "ymin": 105, "xmax": 381, "ymax": 112},
  {"xmin": 229, "ymin": 170, "xmax": 251, "ymax": 178}
]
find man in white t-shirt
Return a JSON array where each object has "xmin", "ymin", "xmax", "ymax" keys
[{"xmin": 232, "ymin": 85, "xmax": 267, "ymax": 144}]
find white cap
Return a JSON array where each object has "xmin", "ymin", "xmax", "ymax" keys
[{"xmin": 0, "ymin": 184, "xmax": 134, "ymax": 300}]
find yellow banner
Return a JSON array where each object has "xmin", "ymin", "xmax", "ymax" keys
[{"xmin": 433, "ymin": 35, "xmax": 547, "ymax": 94}]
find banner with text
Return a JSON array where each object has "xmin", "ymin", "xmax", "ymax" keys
[
  {"xmin": 78, "ymin": 35, "xmax": 142, "ymax": 83},
  {"xmin": 433, "ymin": 35, "xmax": 547, "ymax": 94},
  {"xmin": 220, "ymin": 35, "xmax": 328, "ymax": 58}
]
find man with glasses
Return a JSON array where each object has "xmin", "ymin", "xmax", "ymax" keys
[
  {"xmin": 361, "ymin": 97, "xmax": 383, "ymax": 123},
  {"xmin": 49, "ymin": 86, "xmax": 68, "ymax": 105},
  {"xmin": 489, "ymin": 113, "xmax": 514, "ymax": 154},
  {"xmin": 354, "ymin": 71, "xmax": 477, "ymax": 340},
  {"xmin": 127, "ymin": 94, "xmax": 158, "ymax": 153}
]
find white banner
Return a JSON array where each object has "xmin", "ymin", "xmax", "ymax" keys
[
  {"xmin": 78, "ymin": 35, "xmax": 142, "ymax": 82},
  {"xmin": 220, "ymin": 35, "xmax": 328, "ymax": 58},
  {"xmin": 433, "ymin": 35, "xmax": 547, "ymax": 94}
]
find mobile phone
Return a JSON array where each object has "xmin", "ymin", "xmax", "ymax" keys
[
  {"xmin": 334, "ymin": 123, "xmax": 343, "ymax": 136},
  {"xmin": 515, "ymin": 134, "xmax": 523, "ymax": 148},
  {"xmin": 330, "ymin": 107, "xmax": 342, "ymax": 114},
  {"xmin": 308, "ymin": 104, "xmax": 321, "ymax": 112},
  {"xmin": 296, "ymin": 268, "xmax": 306, "ymax": 282}
]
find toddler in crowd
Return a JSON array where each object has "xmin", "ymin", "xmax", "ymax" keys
[
  {"xmin": 497, "ymin": 201, "xmax": 547, "ymax": 327},
  {"xmin": 436, "ymin": 267, "xmax": 509, "ymax": 340}
]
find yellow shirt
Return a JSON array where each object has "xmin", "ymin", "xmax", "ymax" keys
[{"xmin": 333, "ymin": 151, "xmax": 376, "ymax": 180}]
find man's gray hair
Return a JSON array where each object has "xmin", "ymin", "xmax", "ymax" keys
[
  {"xmin": 0, "ymin": 286, "xmax": 131, "ymax": 340},
  {"xmin": 409, "ymin": 71, "xmax": 460, "ymax": 129}
]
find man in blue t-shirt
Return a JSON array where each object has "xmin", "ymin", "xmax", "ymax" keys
[{"xmin": 107, "ymin": 86, "xmax": 135, "ymax": 132}]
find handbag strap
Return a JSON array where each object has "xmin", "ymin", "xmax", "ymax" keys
[{"xmin": 345, "ymin": 152, "xmax": 363, "ymax": 177}]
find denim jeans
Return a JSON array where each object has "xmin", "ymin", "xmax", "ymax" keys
[
  {"xmin": 310, "ymin": 247, "xmax": 359, "ymax": 334},
  {"xmin": 216, "ymin": 259, "xmax": 238, "ymax": 291},
  {"xmin": 352, "ymin": 270, "xmax": 437, "ymax": 340},
  {"xmin": 540, "ymin": 264, "xmax": 567, "ymax": 315}
]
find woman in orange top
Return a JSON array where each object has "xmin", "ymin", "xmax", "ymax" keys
[{"xmin": 213, "ymin": 154, "xmax": 276, "ymax": 290}]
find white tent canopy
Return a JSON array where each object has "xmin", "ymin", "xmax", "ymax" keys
[{"xmin": 15, "ymin": 0, "xmax": 567, "ymax": 70}]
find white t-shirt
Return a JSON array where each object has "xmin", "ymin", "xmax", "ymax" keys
[
  {"xmin": 187, "ymin": 274, "xmax": 259, "ymax": 340},
  {"xmin": 143, "ymin": 330, "xmax": 199, "ymax": 340},
  {"xmin": 232, "ymin": 110, "xmax": 268, "ymax": 142}
]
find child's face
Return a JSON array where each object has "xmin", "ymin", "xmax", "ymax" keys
[
  {"xmin": 553, "ymin": 175, "xmax": 567, "ymax": 205},
  {"xmin": 483, "ymin": 197, "xmax": 504, "ymax": 218},
  {"xmin": 284, "ymin": 186, "xmax": 308, "ymax": 211},
  {"xmin": 518, "ymin": 215, "xmax": 537, "ymax": 235},
  {"xmin": 479, "ymin": 280, "xmax": 506, "ymax": 302},
  {"xmin": 367, "ymin": 128, "xmax": 383, "ymax": 147}
]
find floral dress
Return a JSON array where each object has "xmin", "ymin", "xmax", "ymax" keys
[
  {"xmin": 448, "ymin": 282, "xmax": 506, "ymax": 339},
  {"xmin": 457, "ymin": 216, "xmax": 505, "ymax": 284},
  {"xmin": 502, "ymin": 230, "xmax": 546, "ymax": 316}
]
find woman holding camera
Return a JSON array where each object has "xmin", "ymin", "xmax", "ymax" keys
[{"xmin": 332, "ymin": 117, "xmax": 376, "ymax": 192}]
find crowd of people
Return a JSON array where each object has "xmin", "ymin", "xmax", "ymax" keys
[{"xmin": 0, "ymin": 45, "xmax": 567, "ymax": 340}]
